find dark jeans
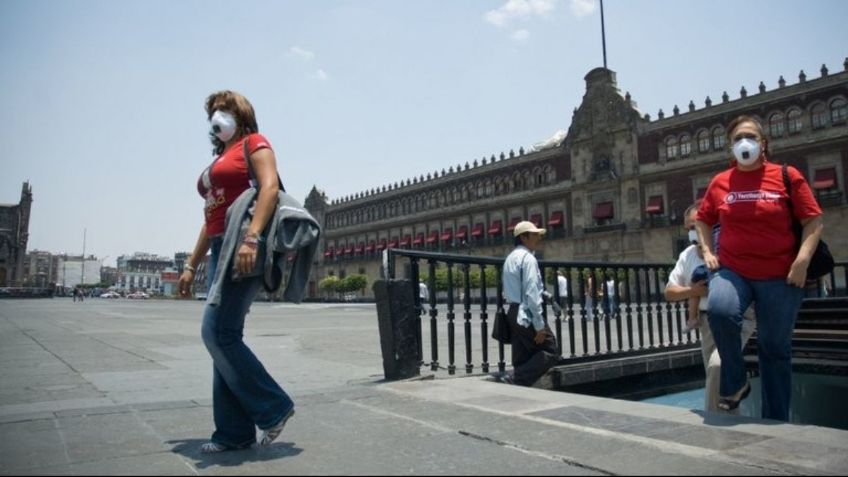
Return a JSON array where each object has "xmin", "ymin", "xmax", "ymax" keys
[
  {"xmin": 201, "ymin": 237, "xmax": 294, "ymax": 447},
  {"xmin": 707, "ymin": 267, "xmax": 802, "ymax": 421},
  {"xmin": 507, "ymin": 304, "xmax": 559, "ymax": 386}
]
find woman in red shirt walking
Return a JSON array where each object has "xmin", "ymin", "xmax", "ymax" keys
[
  {"xmin": 695, "ymin": 115, "xmax": 824, "ymax": 421},
  {"xmin": 178, "ymin": 91, "xmax": 294, "ymax": 452}
]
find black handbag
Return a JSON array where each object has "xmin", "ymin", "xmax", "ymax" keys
[
  {"xmin": 782, "ymin": 164, "xmax": 834, "ymax": 281},
  {"xmin": 491, "ymin": 310, "xmax": 511, "ymax": 344}
]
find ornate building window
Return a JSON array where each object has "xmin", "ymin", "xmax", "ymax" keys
[
  {"xmin": 811, "ymin": 103, "xmax": 828, "ymax": 129},
  {"xmin": 665, "ymin": 137, "xmax": 678, "ymax": 159},
  {"xmin": 831, "ymin": 98, "xmax": 848, "ymax": 124},
  {"xmin": 697, "ymin": 130, "xmax": 710, "ymax": 153},
  {"xmin": 712, "ymin": 126, "xmax": 726, "ymax": 150},
  {"xmin": 787, "ymin": 108, "xmax": 803, "ymax": 134},
  {"xmin": 679, "ymin": 134, "xmax": 692, "ymax": 157},
  {"xmin": 769, "ymin": 113, "xmax": 785, "ymax": 137}
]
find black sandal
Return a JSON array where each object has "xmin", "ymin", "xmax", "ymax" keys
[{"xmin": 718, "ymin": 381, "xmax": 751, "ymax": 411}]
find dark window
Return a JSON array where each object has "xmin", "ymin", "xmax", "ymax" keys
[{"xmin": 787, "ymin": 108, "xmax": 803, "ymax": 134}]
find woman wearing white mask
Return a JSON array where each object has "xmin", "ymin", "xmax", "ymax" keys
[
  {"xmin": 695, "ymin": 115, "xmax": 823, "ymax": 420},
  {"xmin": 178, "ymin": 90, "xmax": 294, "ymax": 452}
]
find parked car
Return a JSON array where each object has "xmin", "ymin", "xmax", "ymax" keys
[
  {"xmin": 127, "ymin": 291, "xmax": 150, "ymax": 299},
  {"xmin": 194, "ymin": 292, "xmax": 207, "ymax": 301},
  {"xmin": 99, "ymin": 291, "xmax": 121, "ymax": 299}
]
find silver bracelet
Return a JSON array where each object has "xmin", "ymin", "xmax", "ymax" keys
[{"xmin": 185, "ymin": 264, "xmax": 196, "ymax": 273}]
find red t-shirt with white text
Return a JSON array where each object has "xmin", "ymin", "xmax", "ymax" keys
[
  {"xmin": 197, "ymin": 133, "xmax": 273, "ymax": 236},
  {"xmin": 697, "ymin": 161, "xmax": 822, "ymax": 280}
]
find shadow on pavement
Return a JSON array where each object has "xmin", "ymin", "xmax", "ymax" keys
[{"xmin": 166, "ymin": 439, "xmax": 303, "ymax": 469}]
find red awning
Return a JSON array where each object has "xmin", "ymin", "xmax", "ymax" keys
[
  {"xmin": 344, "ymin": 245, "xmax": 354, "ymax": 255},
  {"xmin": 413, "ymin": 233, "xmax": 424, "ymax": 245},
  {"xmin": 548, "ymin": 211, "xmax": 564, "ymax": 227},
  {"xmin": 593, "ymin": 202, "xmax": 614, "ymax": 219},
  {"xmin": 456, "ymin": 225, "xmax": 468, "ymax": 239},
  {"xmin": 696, "ymin": 187, "xmax": 707, "ymax": 199},
  {"xmin": 355, "ymin": 242, "xmax": 365, "ymax": 254},
  {"xmin": 426, "ymin": 231, "xmax": 439, "ymax": 244},
  {"xmin": 366, "ymin": 241, "xmax": 376, "ymax": 253},
  {"xmin": 323, "ymin": 247, "xmax": 334, "ymax": 258},
  {"xmin": 388, "ymin": 238, "xmax": 399, "ymax": 248},
  {"xmin": 530, "ymin": 214, "xmax": 543, "ymax": 227},
  {"xmin": 507, "ymin": 217, "xmax": 522, "ymax": 231},
  {"xmin": 813, "ymin": 168, "xmax": 837, "ymax": 190},
  {"xmin": 400, "ymin": 235, "xmax": 411, "ymax": 247},
  {"xmin": 471, "ymin": 224, "xmax": 484, "ymax": 237},
  {"xmin": 441, "ymin": 228, "xmax": 453, "ymax": 241},
  {"xmin": 377, "ymin": 240, "xmax": 387, "ymax": 251},
  {"xmin": 488, "ymin": 220, "xmax": 502, "ymax": 235},
  {"xmin": 645, "ymin": 196, "xmax": 664, "ymax": 214}
]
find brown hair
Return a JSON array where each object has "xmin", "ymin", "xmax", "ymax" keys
[
  {"xmin": 684, "ymin": 200, "xmax": 702, "ymax": 221},
  {"xmin": 204, "ymin": 90, "xmax": 259, "ymax": 155},
  {"xmin": 726, "ymin": 115, "xmax": 771, "ymax": 160}
]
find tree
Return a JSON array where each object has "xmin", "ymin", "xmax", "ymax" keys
[
  {"xmin": 319, "ymin": 276, "xmax": 340, "ymax": 298},
  {"xmin": 341, "ymin": 275, "xmax": 368, "ymax": 295}
]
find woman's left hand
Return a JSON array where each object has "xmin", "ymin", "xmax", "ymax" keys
[
  {"xmin": 787, "ymin": 257, "xmax": 810, "ymax": 288},
  {"xmin": 237, "ymin": 242, "xmax": 258, "ymax": 276}
]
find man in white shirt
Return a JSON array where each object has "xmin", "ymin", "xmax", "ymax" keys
[
  {"xmin": 557, "ymin": 271, "xmax": 568, "ymax": 302},
  {"xmin": 419, "ymin": 281, "xmax": 429, "ymax": 302},
  {"xmin": 501, "ymin": 221, "xmax": 559, "ymax": 385},
  {"xmin": 665, "ymin": 203, "xmax": 756, "ymax": 413}
]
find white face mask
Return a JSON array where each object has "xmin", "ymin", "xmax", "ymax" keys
[
  {"xmin": 210, "ymin": 110, "xmax": 237, "ymax": 142},
  {"xmin": 688, "ymin": 229, "xmax": 699, "ymax": 244},
  {"xmin": 732, "ymin": 138, "xmax": 761, "ymax": 166}
]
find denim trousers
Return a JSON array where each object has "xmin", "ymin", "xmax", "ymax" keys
[
  {"xmin": 707, "ymin": 267, "xmax": 802, "ymax": 421},
  {"xmin": 201, "ymin": 237, "xmax": 294, "ymax": 447}
]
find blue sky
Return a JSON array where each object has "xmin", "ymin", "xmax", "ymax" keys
[{"xmin": 1, "ymin": 0, "xmax": 847, "ymax": 266}]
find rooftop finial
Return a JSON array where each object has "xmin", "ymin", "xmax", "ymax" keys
[
  {"xmin": 740, "ymin": 86, "xmax": 747, "ymax": 98},
  {"xmin": 778, "ymin": 75, "xmax": 786, "ymax": 88},
  {"xmin": 758, "ymin": 81, "xmax": 766, "ymax": 94},
  {"xmin": 821, "ymin": 63, "xmax": 829, "ymax": 77}
]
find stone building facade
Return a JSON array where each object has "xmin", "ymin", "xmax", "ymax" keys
[
  {"xmin": 305, "ymin": 62, "xmax": 848, "ymax": 299},
  {"xmin": 0, "ymin": 183, "xmax": 33, "ymax": 287}
]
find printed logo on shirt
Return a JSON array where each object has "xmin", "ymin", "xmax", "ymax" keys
[{"xmin": 725, "ymin": 190, "xmax": 781, "ymax": 205}]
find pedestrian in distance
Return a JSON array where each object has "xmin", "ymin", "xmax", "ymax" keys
[
  {"xmin": 178, "ymin": 90, "xmax": 294, "ymax": 453},
  {"xmin": 696, "ymin": 115, "xmax": 824, "ymax": 420}
]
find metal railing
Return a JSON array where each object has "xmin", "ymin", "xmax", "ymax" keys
[
  {"xmin": 386, "ymin": 250, "xmax": 848, "ymax": 376},
  {"xmin": 387, "ymin": 249, "xmax": 700, "ymax": 376}
]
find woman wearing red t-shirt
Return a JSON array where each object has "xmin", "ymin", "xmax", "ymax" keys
[
  {"xmin": 177, "ymin": 91, "xmax": 294, "ymax": 452},
  {"xmin": 696, "ymin": 115, "xmax": 824, "ymax": 421}
]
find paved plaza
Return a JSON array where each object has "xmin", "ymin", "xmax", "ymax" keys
[{"xmin": 1, "ymin": 298, "xmax": 847, "ymax": 475}]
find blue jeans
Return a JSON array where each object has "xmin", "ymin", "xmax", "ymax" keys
[
  {"xmin": 707, "ymin": 267, "xmax": 802, "ymax": 421},
  {"xmin": 201, "ymin": 237, "xmax": 293, "ymax": 447}
]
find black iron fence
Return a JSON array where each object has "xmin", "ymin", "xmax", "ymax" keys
[{"xmin": 385, "ymin": 249, "xmax": 848, "ymax": 376}]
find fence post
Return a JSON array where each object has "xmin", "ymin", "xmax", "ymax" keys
[{"xmin": 373, "ymin": 279, "xmax": 421, "ymax": 380}]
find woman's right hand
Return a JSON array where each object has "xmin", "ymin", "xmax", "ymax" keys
[
  {"xmin": 702, "ymin": 249, "xmax": 720, "ymax": 271},
  {"xmin": 178, "ymin": 270, "xmax": 195, "ymax": 299}
]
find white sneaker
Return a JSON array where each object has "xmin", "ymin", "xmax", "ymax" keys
[{"xmin": 260, "ymin": 408, "xmax": 295, "ymax": 446}]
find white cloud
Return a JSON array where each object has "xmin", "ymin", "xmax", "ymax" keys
[
  {"xmin": 511, "ymin": 29, "xmax": 530, "ymax": 42},
  {"xmin": 311, "ymin": 69, "xmax": 329, "ymax": 82},
  {"xmin": 289, "ymin": 46, "xmax": 315, "ymax": 61},
  {"xmin": 570, "ymin": 0, "xmax": 596, "ymax": 18},
  {"xmin": 484, "ymin": 0, "xmax": 556, "ymax": 28}
]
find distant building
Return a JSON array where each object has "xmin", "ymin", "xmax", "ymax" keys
[
  {"xmin": 306, "ymin": 62, "xmax": 848, "ymax": 298},
  {"xmin": 0, "ymin": 183, "xmax": 32, "ymax": 287},
  {"xmin": 56, "ymin": 255, "xmax": 102, "ymax": 288},
  {"xmin": 23, "ymin": 250, "xmax": 55, "ymax": 288},
  {"xmin": 116, "ymin": 252, "xmax": 173, "ymax": 292},
  {"xmin": 100, "ymin": 266, "xmax": 118, "ymax": 287}
]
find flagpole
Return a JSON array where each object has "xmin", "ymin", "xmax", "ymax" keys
[{"xmin": 600, "ymin": 0, "xmax": 608, "ymax": 69}]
